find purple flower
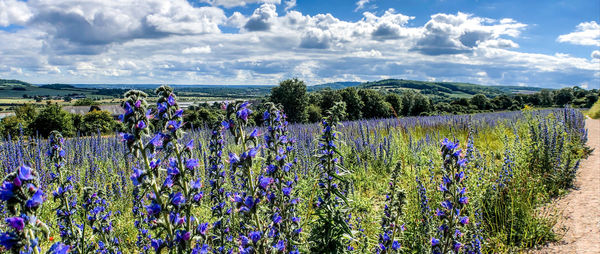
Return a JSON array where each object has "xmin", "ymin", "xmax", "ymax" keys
[
  {"xmin": 237, "ymin": 107, "xmax": 252, "ymax": 122},
  {"xmin": 166, "ymin": 120, "xmax": 182, "ymax": 132},
  {"xmin": 249, "ymin": 128, "xmax": 259, "ymax": 138},
  {"xmin": 157, "ymin": 102, "xmax": 167, "ymax": 113},
  {"xmin": 48, "ymin": 242, "xmax": 70, "ymax": 254},
  {"xmin": 197, "ymin": 222, "xmax": 209, "ymax": 235},
  {"xmin": 259, "ymin": 177, "xmax": 273, "ymax": 190},
  {"xmin": 282, "ymin": 187, "xmax": 292, "ymax": 196},
  {"xmin": 136, "ymin": 120, "xmax": 147, "ymax": 129},
  {"xmin": 392, "ymin": 241, "xmax": 400, "ymax": 250},
  {"xmin": 150, "ymin": 133, "xmax": 163, "ymax": 147},
  {"xmin": 5, "ymin": 217, "xmax": 24, "ymax": 231},
  {"xmin": 460, "ymin": 216, "xmax": 469, "ymax": 225},
  {"xmin": 174, "ymin": 109, "xmax": 184, "ymax": 117},
  {"xmin": 167, "ymin": 94, "xmax": 176, "ymax": 106},
  {"xmin": 131, "ymin": 167, "xmax": 145, "ymax": 186},
  {"xmin": 18, "ymin": 165, "xmax": 34, "ymax": 181},
  {"xmin": 171, "ymin": 192, "xmax": 185, "ymax": 207},
  {"xmin": 146, "ymin": 202, "xmax": 161, "ymax": 216},
  {"xmin": 274, "ymin": 240, "xmax": 285, "ymax": 252},
  {"xmin": 430, "ymin": 237, "xmax": 440, "ymax": 246},
  {"xmin": 272, "ymin": 213, "xmax": 282, "ymax": 224},
  {"xmin": 441, "ymin": 200, "xmax": 453, "ymax": 210},
  {"xmin": 453, "ymin": 242, "xmax": 463, "ymax": 251},
  {"xmin": 134, "ymin": 100, "xmax": 142, "ymax": 108},
  {"xmin": 459, "ymin": 196, "xmax": 469, "ymax": 204},
  {"xmin": 0, "ymin": 181, "xmax": 15, "ymax": 201},
  {"xmin": 186, "ymin": 159, "xmax": 199, "ymax": 170},
  {"xmin": 248, "ymin": 231, "xmax": 261, "ymax": 244},
  {"xmin": 26, "ymin": 189, "xmax": 44, "ymax": 208},
  {"xmin": 0, "ymin": 232, "xmax": 19, "ymax": 249},
  {"xmin": 263, "ymin": 111, "xmax": 270, "ymax": 121}
]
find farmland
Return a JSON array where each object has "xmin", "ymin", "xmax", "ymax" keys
[{"xmin": 0, "ymin": 86, "xmax": 590, "ymax": 253}]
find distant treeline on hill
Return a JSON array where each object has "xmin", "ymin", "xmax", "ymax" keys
[{"xmin": 0, "ymin": 78, "xmax": 597, "ymax": 138}]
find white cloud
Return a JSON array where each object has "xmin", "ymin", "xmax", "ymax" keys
[
  {"xmin": 182, "ymin": 46, "xmax": 212, "ymax": 54},
  {"xmin": 0, "ymin": 0, "xmax": 33, "ymax": 26},
  {"xmin": 592, "ymin": 50, "xmax": 600, "ymax": 59},
  {"xmin": 243, "ymin": 3, "xmax": 277, "ymax": 31},
  {"xmin": 355, "ymin": 0, "xmax": 372, "ymax": 12},
  {"xmin": 284, "ymin": 0, "xmax": 296, "ymax": 11},
  {"xmin": 414, "ymin": 12, "xmax": 526, "ymax": 55},
  {"xmin": 557, "ymin": 21, "xmax": 600, "ymax": 46},
  {"xmin": 199, "ymin": 0, "xmax": 281, "ymax": 8},
  {"xmin": 0, "ymin": 2, "xmax": 597, "ymax": 89}
]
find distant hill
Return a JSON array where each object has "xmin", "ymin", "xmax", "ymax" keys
[
  {"xmin": 312, "ymin": 79, "xmax": 549, "ymax": 100},
  {"xmin": 308, "ymin": 81, "xmax": 362, "ymax": 91},
  {"xmin": 0, "ymin": 79, "xmax": 33, "ymax": 88},
  {"xmin": 39, "ymin": 84, "xmax": 77, "ymax": 89}
]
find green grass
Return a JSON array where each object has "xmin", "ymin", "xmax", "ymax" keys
[{"xmin": 588, "ymin": 98, "xmax": 600, "ymax": 119}]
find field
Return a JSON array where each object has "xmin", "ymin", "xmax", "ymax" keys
[{"xmin": 0, "ymin": 87, "xmax": 589, "ymax": 253}]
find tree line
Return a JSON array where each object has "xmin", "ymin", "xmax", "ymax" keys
[
  {"xmin": 185, "ymin": 78, "xmax": 599, "ymax": 126},
  {"xmin": 1, "ymin": 78, "xmax": 597, "ymax": 138}
]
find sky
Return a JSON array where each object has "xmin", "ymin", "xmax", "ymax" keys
[{"xmin": 0, "ymin": 0, "xmax": 598, "ymax": 88}]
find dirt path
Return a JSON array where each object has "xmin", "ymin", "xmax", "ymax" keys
[{"xmin": 536, "ymin": 118, "xmax": 600, "ymax": 253}]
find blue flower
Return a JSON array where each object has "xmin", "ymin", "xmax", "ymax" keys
[
  {"xmin": 430, "ymin": 237, "xmax": 440, "ymax": 246},
  {"xmin": 136, "ymin": 120, "xmax": 147, "ymax": 129},
  {"xmin": 48, "ymin": 242, "xmax": 70, "ymax": 254},
  {"xmin": 274, "ymin": 240, "xmax": 285, "ymax": 252},
  {"xmin": 5, "ymin": 217, "xmax": 24, "ymax": 231},
  {"xmin": 186, "ymin": 159, "xmax": 199, "ymax": 170},
  {"xmin": 166, "ymin": 120, "xmax": 182, "ymax": 132},
  {"xmin": 248, "ymin": 231, "xmax": 261, "ymax": 244},
  {"xmin": 167, "ymin": 94, "xmax": 176, "ymax": 106},
  {"xmin": 171, "ymin": 192, "xmax": 185, "ymax": 207},
  {"xmin": 146, "ymin": 202, "xmax": 161, "ymax": 216},
  {"xmin": 26, "ymin": 189, "xmax": 44, "ymax": 209},
  {"xmin": 392, "ymin": 241, "xmax": 400, "ymax": 250},
  {"xmin": 0, "ymin": 232, "xmax": 19, "ymax": 249},
  {"xmin": 18, "ymin": 165, "xmax": 35, "ymax": 181},
  {"xmin": 0, "ymin": 181, "xmax": 15, "ymax": 201}
]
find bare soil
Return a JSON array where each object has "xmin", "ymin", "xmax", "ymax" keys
[{"xmin": 535, "ymin": 118, "xmax": 600, "ymax": 253}]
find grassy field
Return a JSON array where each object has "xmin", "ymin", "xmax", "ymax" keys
[{"xmin": 0, "ymin": 99, "xmax": 588, "ymax": 253}]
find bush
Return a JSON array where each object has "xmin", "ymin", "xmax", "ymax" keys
[
  {"xmin": 29, "ymin": 104, "xmax": 74, "ymax": 137},
  {"xmin": 81, "ymin": 110, "xmax": 116, "ymax": 135}
]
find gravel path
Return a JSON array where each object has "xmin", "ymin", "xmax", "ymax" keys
[{"xmin": 536, "ymin": 118, "xmax": 600, "ymax": 253}]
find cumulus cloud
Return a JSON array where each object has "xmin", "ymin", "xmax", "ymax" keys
[
  {"xmin": 0, "ymin": 1, "xmax": 597, "ymax": 88},
  {"xmin": 557, "ymin": 21, "xmax": 600, "ymax": 46},
  {"xmin": 244, "ymin": 3, "xmax": 277, "ymax": 31},
  {"xmin": 592, "ymin": 50, "xmax": 600, "ymax": 59},
  {"xmin": 199, "ymin": 0, "xmax": 281, "ymax": 8},
  {"xmin": 0, "ymin": 0, "xmax": 33, "ymax": 26},
  {"xmin": 26, "ymin": 0, "xmax": 226, "ymax": 54},
  {"xmin": 413, "ymin": 12, "xmax": 526, "ymax": 55}
]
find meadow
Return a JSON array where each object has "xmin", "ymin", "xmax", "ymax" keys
[{"xmin": 0, "ymin": 86, "xmax": 589, "ymax": 254}]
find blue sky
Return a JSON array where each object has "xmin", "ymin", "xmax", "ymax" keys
[{"xmin": 0, "ymin": 0, "xmax": 598, "ymax": 88}]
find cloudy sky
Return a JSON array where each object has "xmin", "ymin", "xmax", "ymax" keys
[{"xmin": 0, "ymin": 0, "xmax": 598, "ymax": 88}]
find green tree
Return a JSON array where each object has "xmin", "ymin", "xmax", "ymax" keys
[
  {"xmin": 554, "ymin": 88, "xmax": 574, "ymax": 106},
  {"xmin": 385, "ymin": 93, "xmax": 403, "ymax": 116},
  {"xmin": 410, "ymin": 92, "xmax": 432, "ymax": 116},
  {"xmin": 81, "ymin": 110, "xmax": 115, "ymax": 135},
  {"xmin": 306, "ymin": 104, "xmax": 323, "ymax": 123},
  {"xmin": 340, "ymin": 87, "xmax": 364, "ymax": 120},
  {"xmin": 491, "ymin": 95, "xmax": 514, "ymax": 110},
  {"xmin": 29, "ymin": 104, "xmax": 74, "ymax": 137},
  {"xmin": 270, "ymin": 78, "xmax": 308, "ymax": 123},
  {"xmin": 74, "ymin": 98, "xmax": 99, "ymax": 106},
  {"xmin": 318, "ymin": 88, "xmax": 343, "ymax": 112},
  {"xmin": 0, "ymin": 116, "xmax": 26, "ymax": 137},
  {"xmin": 470, "ymin": 94, "xmax": 490, "ymax": 110},
  {"xmin": 358, "ymin": 89, "xmax": 392, "ymax": 119},
  {"xmin": 15, "ymin": 104, "xmax": 37, "ymax": 122},
  {"xmin": 185, "ymin": 106, "xmax": 221, "ymax": 129}
]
